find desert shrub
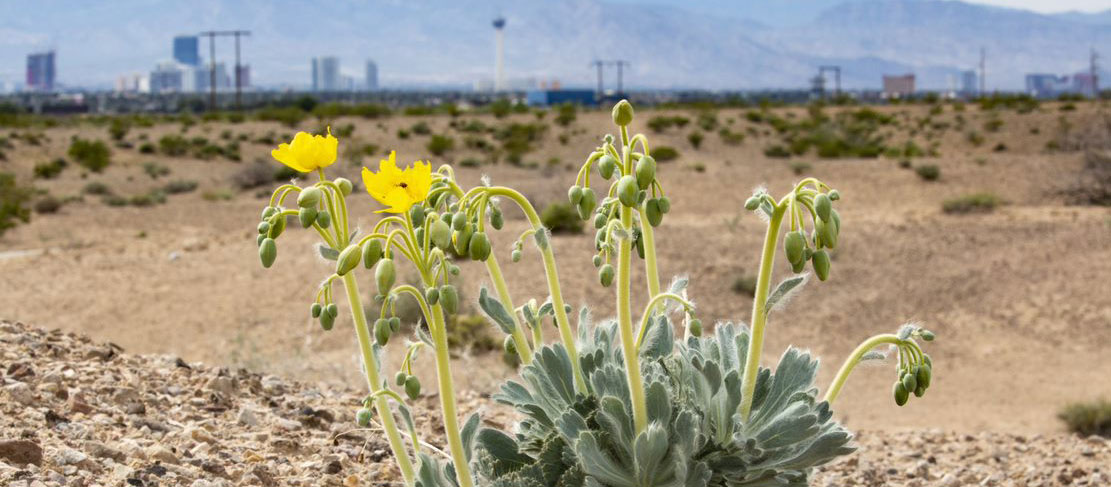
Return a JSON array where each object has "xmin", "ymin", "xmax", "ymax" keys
[
  {"xmin": 446, "ymin": 314, "xmax": 500, "ymax": 353},
  {"xmin": 163, "ymin": 179, "xmax": 199, "ymax": 194},
  {"xmin": 915, "ymin": 164, "xmax": 940, "ymax": 181},
  {"xmin": 397, "ymin": 129, "xmax": 410, "ymax": 139},
  {"xmin": 540, "ymin": 202, "xmax": 583, "ymax": 234},
  {"xmin": 942, "ymin": 192, "xmax": 1000, "ymax": 214},
  {"xmin": 1058, "ymin": 399, "xmax": 1111, "ymax": 437},
  {"xmin": 489, "ymin": 98, "xmax": 513, "ymax": 118},
  {"xmin": 68, "ymin": 138, "xmax": 111, "ymax": 172},
  {"xmin": 1066, "ymin": 150, "xmax": 1111, "ymax": 206},
  {"xmin": 495, "ymin": 122, "xmax": 547, "ymax": 160},
  {"xmin": 257, "ymin": 106, "xmax": 306, "ymax": 127},
  {"xmin": 983, "ymin": 117, "xmax": 1004, "ymax": 133},
  {"xmin": 898, "ymin": 159, "xmax": 912, "ymax": 169},
  {"xmin": 687, "ymin": 131, "xmax": 704, "ymax": 149},
  {"xmin": 234, "ymin": 163, "xmax": 285, "ymax": 190},
  {"xmin": 764, "ymin": 144, "xmax": 791, "ymax": 158},
  {"xmin": 102, "ymin": 195, "xmax": 129, "ymax": 207},
  {"xmin": 129, "ymin": 189, "xmax": 167, "ymax": 207},
  {"xmin": 159, "ymin": 134, "xmax": 190, "ymax": 156},
  {"xmin": 33, "ymin": 158, "xmax": 67, "ymax": 179},
  {"xmin": 82, "ymin": 182, "xmax": 112, "ymax": 195},
  {"xmin": 0, "ymin": 172, "xmax": 32, "ymax": 235},
  {"xmin": 731, "ymin": 274, "xmax": 757, "ymax": 295},
  {"xmin": 966, "ymin": 131, "xmax": 985, "ymax": 147},
  {"xmin": 992, "ymin": 143, "xmax": 1007, "ymax": 152},
  {"xmin": 718, "ymin": 128, "xmax": 745, "ymax": 145},
  {"xmin": 138, "ymin": 142, "xmax": 155, "ymax": 154},
  {"xmin": 790, "ymin": 161, "xmax": 812, "ymax": 175},
  {"xmin": 202, "ymin": 189, "xmax": 234, "ymax": 201},
  {"xmin": 696, "ymin": 110, "xmax": 718, "ymax": 131},
  {"xmin": 459, "ymin": 157, "xmax": 482, "ymax": 168},
  {"xmin": 426, "ymin": 135, "xmax": 455, "ymax": 156},
  {"xmin": 108, "ymin": 118, "xmax": 130, "ymax": 141},
  {"xmin": 554, "ymin": 103, "xmax": 577, "ymax": 127},
  {"xmin": 455, "ymin": 119, "xmax": 489, "ymax": 133},
  {"xmin": 652, "ymin": 145, "xmax": 680, "ymax": 162},
  {"xmin": 334, "ymin": 123, "xmax": 356, "ymax": 138},
  {"xmin": 34, "ymin": 195, "xmax": 62, "ymax": 214},
  {"xmin": 411, "ymin": 121, "xmax": 432, "ymax": 136},
  {"xmin": 690, "ymin": 161, "xmax": 706, "ymax": 172},
  {"xmin": 142, "ymin": 161, "xmax": 171, "ymax": 179}
]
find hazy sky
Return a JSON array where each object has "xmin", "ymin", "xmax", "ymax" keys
[{"xmin": 962, "ymin": 0, "xmax": 1109, "ymax": 12}]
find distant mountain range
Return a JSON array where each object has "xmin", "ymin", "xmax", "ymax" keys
[{"xmin": 0, "ymin": 0, "xmax": 1107, "ymax": 91}]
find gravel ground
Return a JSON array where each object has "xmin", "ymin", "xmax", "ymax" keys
[{"xmin": 1, "ymin": 320, "xmax": 1108, "ymax": 487}]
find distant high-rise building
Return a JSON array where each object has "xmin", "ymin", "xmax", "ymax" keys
[
  {"xmin": 366, "ymin": 60, "xmax": 378, "ymax": 91},
  {"xmin": 236, "ymin": 65, "xmax": 251, "ymax": 89},
  {"xmin": 150, "ymin": 62, "xmax": 185, "ymax": 93},
  {"xmin": 26, "ymin": 51, "xmax": 56, "ymax": 92},
  {"xmin": 960, "ymin": 70, "xmax": 978, "ymax": 96},
  {"xmin": 1025, "ymin": 73, "xmax": 1069, "ymax": 98},
  {"xmin": 312, "ymin": 56, "xmax": 340, "ymax": 91},
  {"xmin": 882, "ymin": 74, "xmax": 915, "ymax": 98},
  {"xmin": 1072, "ymin": 73, "xmax": 1097, "ymax": 97},
  {"xmin": 173, "ymin": 35, "xmax": 200, "ymax": 66}
]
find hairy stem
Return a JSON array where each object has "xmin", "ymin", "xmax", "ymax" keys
[
  {"xmin": 485, "ymin": 253, "xmax": 534, "ymax": 364},
  {"xmin": 637, "ymin": 202, "xmax": 662, "ymax": 312},
  {"xmin": 428, "ymin": 295, "xmax": 475, "ymax": 487},
  {"xmin": 739, "ymin": 203, "xmax": 787, "ymax": 422},
  {"xmin": 823, "ymin": 333, "xmax": 904, "ymax": 404},
  {"xmin": 341, "ymin": 273, "xmax": 416, "ymax": 485},
  {"xmin": 618, "ymin": 125, "xmax": 648, "ymax": 434}
]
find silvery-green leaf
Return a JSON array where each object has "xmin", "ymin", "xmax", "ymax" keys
[
  {"xmin": 461, "ymin": 412, "xmax": 481, "ymax": 465},
  {"xmin": 633, "ymin": 423, "xmax": 670, "ymax": 485},
  {"xmin": 317, "ymin": 243, "xmax": 339, "ymax": 261},
  {"xmin": 479, "ymin": 287, "xmax": 517, "ymax": 334},
  {"xmin": 576, "ymin": 432, "xmax": 636, "ymax": 487},
  {"xmin": 765, "ymin": 274, "xmax": 809, "ymax": 315}
]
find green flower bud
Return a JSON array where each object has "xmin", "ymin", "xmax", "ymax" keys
[
  {"xmin": 335, "ymin": 177, "xmax": 353, "ymax": 196},
  {"xmin": 490, "ymin": 208, "xmax": 504, "ymax": 230},
  {"xmin": 637, "ymin": 190, "xmax": 647, "ymax": 206},
  {"xmin": 923, "ymin": 354, "xmax": 932, "ymax": 368},
  {"xmin": 617, "ymin": 175, "xmax": 638, "ymax": 207},
  {"xmin": 298, "ymin": 207, "xmax": 318, "ymax": 228},
  {"xmin": 511, "ymin": 249, "xmax": 522, "ymax": 262},
  {"xmin": 577, "ymin": 188, "xmax": 597, "ymax": 220},
  {"xmin": 689, "ymin": 319, "xmax": 703, "ymax": 337},
  {"xmin": 362, "ymin": 239, "xmax": 384, "ymax": 269},
  {"xmin": 425, "ymin": 287, "xmax": 440, "ymax": 305},
  {"xmin": 791, "ymin": 256, "xmax": 807, "ymax": 274},
  {"xmin": 441, "ymin": 211, "xmax": 453, "ymax": 226},
  {"xmin": 599, "ymin": 264, "xmax": 615, "ymax": 287},
  {"xmin": 440, "ymin": 285, "xmax": 459, "ymax": 314},
  {"xmin": 404, "ymin": 376, "xmax": 421, "ymax": 400},
  {"xmin": 326, "ymin": 304, "xmax": 338, "ymax": 318},
  {"xmin": 468, "ymin": 232, "xmax": 492, "ymax": 261},
  {"xmin": 598, "ymin": 154, "xmax": 617, "ymax": 179},
  {"xmin": 414, "ymin": 227, "xmax": 425, "ymax": 246},
  {"xmin": 612, "ymin": 99, "xmax": 634, "ymax": 126},
  {"xmin": 815, "ymin": 193, "xmax": 832, "ymax": 222},
  {"xmin": 657, "ymin": 196, "xmax": 671, "ymax": 214},
  {"xmin": 430, "ymin": 219, "xmax": 452, "ymax": 250},
  {"xmin": 259, "ymin": 238, "xmax": 277, "ymax": 268},
  {"xmin": 503, "ymin": 335, "xmax": 518, "ymax": 355},
  {"xmin": 395, "ymin": 372, "xmax": 407, "ymax": 387},
  {"xmin": 920, "ymin": 329, "xmax": 936, "ymax": 341},
  {"xmin": 917, "ymin": 363, "xmax": 932, "ymax": 389},
  {"xmin": 645, "ymin": 199, "xmax": 663, "ymax": 227},
  {"xmin": 257, "ymin": 221, "xmax": 270, "ymax": 234},
  {"xmin": 592, "ymin": 254, "xmax": 602, "ymax": 267},
  {"xmin": 828, "ymin": 189, "xmax": 841, "ymax": 201},
  {"xmin": 785, "ymin": 231, "xmax": 805, "ymax": 266},
  {"xmin": 452, "ymin": 211, "xmax": 467, "ymax": 231},
  {"xmin": 453, "ymin": 225, "xmax": 473, "ymax": 256},
  {"xmin": 311, "ymin": 303, "xmax": 322, "ymax": 318},
  {"xmin": 320, "ymin": 311, "xmax": 335, "ymax": 331},
  {"xmin": 568, "ymin": 185, "xmax": 584, "ymax": 205},
  {"xmin": 894, "ymin": 381, "xmax": 909, "ymax": 406},
  {"xmin": 256, "ymin": 234, "xmax": 266, "ymax": 246},
  {"xmin": 812, "ymin": 250, "xmax": 831, "ymax": 281},
  {"xmin": 635, "ymin": 155, "xmax": 656, "ymax": 190},
  {"xmin": 261, "ymin": 206, "xmax": 277, "ymax": 219},
  {"xmin": 375, "ymin": 258, "xmax": 396, "ymax": 295},
  {"xmin": 336, "ymin": 245, "xmax": 362, "ymax": 276},
  {"xmin": 744, "ymin": 196, "xmax": 761, "ymax": 211},
  {"xmin": 902, "ymin": 370, "xmax": 918, "ymax": 393},
  {"xmin": 389, "ymin": 316, "xmax": 401, "ymax": 333},
  {"xmin": 817, "ymin": 217, "xmax": 838, "ymax": 249},
  {"xmin": 355, "ymin": 408, "xmax": 372, "ymax": 427},
  {"xmin": 297, "ymin": 187, "xmax": 322, "ymax": 208},
  {"xmin": 267, "ymin": 213, "xmax": 287, "ymax": 239},
  {"xmin": 409, "ymin": 205, "xmax": 425, "ymax": 227},
  {"xmin": 914, "ymin": 384, "xmax": 926, "ymax": 398},
  {"xmin": 594, "ymin": 213, "xmax": 607, "ymax": 229},
  {"xmin": 374, "ymin": 318, "xmax": 390, "ymax": 346},
  {"xmin": 449, "ymin": 265, "xmax": 460, "ymax": 276},
  {"xmin": 316, "ymin": 210, "xmax": 331, "ymax": 229}
]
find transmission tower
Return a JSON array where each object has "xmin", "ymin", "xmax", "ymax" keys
[
  {"xmin": 609, "ymin": 60, "xmax": 631, "ymax": 94},
  {"xmin": 1091, "ymin": 47, "xmax": 1100, "ymax": 97},
  {"xmin": 200, "ymin": 30, "xmax": 251, "ymax": 110}
]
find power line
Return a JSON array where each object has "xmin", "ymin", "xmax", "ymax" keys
[{"xmin": 199, "ymin": 30, "xmax": 251, "ymax": 110}]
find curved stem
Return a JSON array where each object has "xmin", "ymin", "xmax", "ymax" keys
[
  {"xmin": 485, "ymin": 254, "xmax": 534, "ymax": 364},
  {"xmin": 823, "ymin": 334, "xmax": 905, "ymax": 404},
  {"xmin": 483, "ymin": 186, "xmax": 587, "ymax": 393},
  {"xmin": 634, "ymin": 292, "xmax": 693, "ymax": 349},
  {"xmin": 739, "ymin": 201, "xmax": 788, "ymax": 423},
  {"xmin": 341, "ymin": 273, "xmax": 416, "ymax": 485}
]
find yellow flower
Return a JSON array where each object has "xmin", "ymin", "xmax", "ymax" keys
[
  {"xmin": 362, "ymin": 151, "xmax": 432, "ymax": 214},
  {"xmin": 271, "ymin": 128, "xmax": 338, "ymax": 173}
]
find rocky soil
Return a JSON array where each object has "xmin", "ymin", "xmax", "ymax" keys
[{"xmin": 2, "ymin": 320, "xmax": 1108, "ymax": 487}]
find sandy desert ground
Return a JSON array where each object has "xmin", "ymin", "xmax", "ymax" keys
[{"xmin": 1, "ymin": 99, "xmax": 1109, "ymax": 447}]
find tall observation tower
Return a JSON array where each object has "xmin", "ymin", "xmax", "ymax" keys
[{"xmin": 493, "ymin": 16, "xmax": 506, "ymax": 92}]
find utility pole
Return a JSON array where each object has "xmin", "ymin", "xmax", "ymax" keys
[
  {"xmin": 1091, "ymin": 47, "xmax": 1100, "ymax": 97},
  {"xmin": 609, "ymin": 60, "xmax": 630, "ymax": 94},
  {"xmin": 199, "ymin": 30, "xmax": 251, "ymax": 111},
  {"xmin": 979, "ymin": 47, "xmax": 986, "ymax": 97},
  {"xmin": 591, "ymin": 60, "xmax": 605, "ymax": 101},
  {"xmin": 818, "ymin": 65, "xmax": 841, "ymax": 97}
]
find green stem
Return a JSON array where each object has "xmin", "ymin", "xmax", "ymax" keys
[
  {"xmin": 637, "ymin": 201, "xmax": 662, "ymax": 311},
  {"xmin": 484, "ymin": 187, "xmax": 587, "ymax": 393},
  {"xmin": 823, "ymin": 334, "xmax": 904, "ymax": 404},
  {"xmin": 341, "ymin": 273, "xmax": 416, "ymax": 485},
  {"xmin": 739, "ymin": 202, "xmax": 787, "ymax": 423},
  {"xmin": 634, "ymin": 292, "xmax": 693, "ymax": 349},
  {"xmin": 485, "ymin": 253, "xmax": 534, "ymax": 364},
  {"xmin": 427, "ymin": 296, "xmax": 476, "ymax": 487},
  {"xmin": 617, "ymin": 125, "xmax": 648, "ymax": 434}
]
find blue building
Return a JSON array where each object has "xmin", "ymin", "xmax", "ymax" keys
[
  {"xmin": 26, "ymin": 51, "xmax": 55, "ymax": 92},
  {"xmin": 173, "ymin": 35, "xmax": 200, "ymax": 66},
  {"xmin": 526, "ymin": 89, "xmax": 597, "ymax": 107}
]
